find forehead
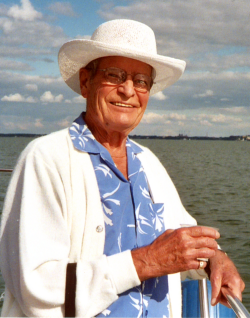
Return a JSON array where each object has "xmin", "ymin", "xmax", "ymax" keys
[{"xmin": 98, "ymin": 56, "xmax": 152, "ymax": 75}]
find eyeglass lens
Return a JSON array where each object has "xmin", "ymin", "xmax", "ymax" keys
[{"xmin": 99, "ymin": 67, "xmax": 152, "ymax": 92}]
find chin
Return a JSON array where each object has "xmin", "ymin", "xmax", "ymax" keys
[{"xmin": 109, "ymin": 121, "xmax": 136, "ymax": 134}]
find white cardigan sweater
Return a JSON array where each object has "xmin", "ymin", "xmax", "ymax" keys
[{"xmin": 0, "ymin": 129, "xmax": 204, "ymax": 317}]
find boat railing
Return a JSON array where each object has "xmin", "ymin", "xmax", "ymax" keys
[
  {"xmin": 0, "ymin": 169, "xmax": 13, "ymax": 172},
  {"xmin": 199, "ymin": 278, "xmax": 210, "ymax": 318},
  {"xmin": 199, "ymin": 278, "xmax": 250, "ymax": 318},
  {"xmin": 221, "ymin": 286, "xmax": 250, "ymax": 318}
]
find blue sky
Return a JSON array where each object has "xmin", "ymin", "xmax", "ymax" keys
[{"xmin": 0, "ymin": 0, "xmax": 250, "ymax": 136}]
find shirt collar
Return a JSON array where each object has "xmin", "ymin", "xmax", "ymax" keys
[
  {"xmin": 69, "ymin": 113, "xmax": 101, "ymax": 154},
  {"xmin": 69, "ymin": 112, "xmax": 144, "ymax": 155},
  {"xmin": 127, "ymin": 139, "xmax": 143, "ymax": 155}
]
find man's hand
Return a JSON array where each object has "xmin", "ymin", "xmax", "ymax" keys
[
  {"xmin": 132, "ymin": 226, "xmax": 220, "ymax": 281},
  {"xmin": 209, "ymin": 250, "xmax": 245, "ymax": 307}
]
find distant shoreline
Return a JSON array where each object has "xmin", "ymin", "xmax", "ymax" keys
[
  {"xmin": 0, "ymin": 133, "xmax": 45, "ymax": 138},
  {"xmin": 0, "ymin": 133, "xmax": 249, "ymax": 141}
]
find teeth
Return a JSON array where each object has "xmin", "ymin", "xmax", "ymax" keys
[{"xmin": 113, "ymin": 102, "xmax": 133, "ymax": 108}]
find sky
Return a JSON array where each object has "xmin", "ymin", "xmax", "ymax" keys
[{"xmin": 0, "ymin": 0, "xmax": 250, "ymax": 137}]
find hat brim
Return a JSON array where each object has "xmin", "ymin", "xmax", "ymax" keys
[{"xmin": 58, "ymin": 39, "xmax": 186, "ymax": 96}]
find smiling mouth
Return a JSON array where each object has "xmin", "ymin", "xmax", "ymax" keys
[{"xmin": 112, "ymin": 102, "xmax": 134, "ymax": 108}]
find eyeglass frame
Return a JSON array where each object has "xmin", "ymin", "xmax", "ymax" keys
[{"xmin": 95, "ymin": 67, "xmax": 155, "ymax": 93}]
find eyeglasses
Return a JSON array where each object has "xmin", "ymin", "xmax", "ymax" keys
[{"xmin": 97, "ymin": 67, "xmax": 154, "ymax": 93}]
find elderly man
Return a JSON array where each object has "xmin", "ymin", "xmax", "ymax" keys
[{"xmin": 0, "ymin": 19, "xmax": 244, "ymax": 317}]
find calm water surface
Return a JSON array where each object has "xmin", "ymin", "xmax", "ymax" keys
[{"xmin": 0, "ymin": 137, "xmax": 250, "ymax": 311}]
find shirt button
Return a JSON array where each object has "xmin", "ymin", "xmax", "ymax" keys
[{"xmin": 96, "ymin": 225, "xmax": 103, "ymax": 233}]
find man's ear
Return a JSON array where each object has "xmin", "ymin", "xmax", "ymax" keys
[{"xmin": 79, "ymin": 68, "xmax": 90, "ymax": 98}]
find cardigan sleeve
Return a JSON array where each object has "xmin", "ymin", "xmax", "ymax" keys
[
  {"xmin": 0, "ymin": 135, "xmax": 140, "ymax": 318},
  {"xmin": 0, "ymin": 139, "xmax": 71, "ymax": 317}
]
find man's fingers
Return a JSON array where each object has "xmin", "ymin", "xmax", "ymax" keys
[
  {"xmin": 195, "ymin": 237, "xmax": 218, "ymax": 249},
  {"xmin": 188, "ymin": 226, "xmax": 220, "ymax": 239},
  {"xmin": 211, "ymin": 273, "xmax": 222, "ymax": 306},
  {"xmin": 226, "ymin": 277, "xmax": 245, "ymax": 301}
]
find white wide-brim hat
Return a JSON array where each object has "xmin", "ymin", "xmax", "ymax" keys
[{"xmin": 58, "ymin": 19, "xmax": 186, "ymax": 96}]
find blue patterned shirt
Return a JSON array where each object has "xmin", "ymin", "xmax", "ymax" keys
[{"xmin": 69, "ymin": 113, "xmax": 169, "ymax": 318}]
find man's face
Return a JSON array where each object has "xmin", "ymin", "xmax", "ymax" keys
[{"xmin": 81, "ymin": 56, "xmax": 152, "ymax": 137}]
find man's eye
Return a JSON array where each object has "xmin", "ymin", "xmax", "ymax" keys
[
  {"xmin": 134, "ymin": 79, "xmax": 147, "ymax": 86},
  {"xmin": 108, "ymin": 72, "xmax": 119, "ymax": 78},
  {"xmin": 134, "ymin": 77, "xmax": 150, "ymax": 88}
]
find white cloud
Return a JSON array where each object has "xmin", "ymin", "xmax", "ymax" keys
[
  {"xmin": 72, "ymin": 95, "xmax": 85, "ymax": 104},
  {"xmin": 0, "ymin": 2, "xmax": 69, "ymax": 54},
  {"xmin": 1, "ymin": 93, "xmax": 24, "ymax": 102},
  {"xmin": 1, "ymin": 116, "xmax": 43, "ymax": 131},
  {"xmin": 7, "ymin": 0, "xmax": 42, "ymax": 22},
  {"xmin": 1, "ymin": 93, "xmax": 36, "ymax": 103},
  {"xmin": 142, "ymin": 112, "xmax": 167, "ymax": 124},
  {"xmin": 193, "ymin": 89, "xmax": 214, "ymax": 98},
  {"xmin": 54, "ymin": 94, "xmax": 64, "ymax": 102},
  {"xmin": 193, "ymin": 113, "xmax": 242, "ymax": 125},
  {"xmin": 200, "ymin": 120, "xmax": 213, "ymax": 127},
  {"xmin": 34, "ymin": 118, "xmax": 43, "ymax": 128},
  {"xmin": 1, "ymin": 0, "xmax": 250, "ymax": 137},
  {"xmin": 100, "ymin": 0, "xmax": 250, "ymax": 54},
  {"xmin": 0, "ymin": 19, "xmax": 67, "ymax": 48},
  {"xmin": 0, "ymin": 18, "xmax": 14, "ymax": 33},
  {"xmin": 151, "ymin": 91, "xmax": 168, "ymax": 101},
  {"xmin": 0, "ymin": 58, "xmax": 33, "ymax": 71},
  {"xmin": 220, "ymin": 107, "xmax": 247, "ymax": 114},
  {"xmin": 26, "ymin": 96, "xmax": 37, "ymax": 103},
  {"xmin": 0, "ymin": 71, "xmax": 64, "ymax": 97},
  {"xmin": 57, "ymin": 118, "xmax": 71, "ymax": 128},
  {"xmin": 40, "ymin": 91, "xmax": 54, "ymax": 103},
  {"xmin": 183, "ymin": 72, "xmax": 231, "ymax": 81},
  {"xmin": 40, "ymin": 91, "xmax": 64, "ymax": 103},
  {"xmin": 141, "ymin": 112, "xmax": 187, "ymax": 124},
  {"xmin": 25, "ymin": 84, "xmax": 38, "ymax": 91}
]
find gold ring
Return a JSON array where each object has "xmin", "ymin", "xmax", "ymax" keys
[{"xmin": 199, "ymin": 261, "xmax": 205, "ymax": 269}]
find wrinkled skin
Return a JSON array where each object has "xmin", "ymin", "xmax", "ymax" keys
[
  {"xmin": 132, "ymin": 226, "xmax": 245, "ymax": 306},
  {"xmin": 209, "ymin": 249, "xmax": 245, "ymax": 306}
]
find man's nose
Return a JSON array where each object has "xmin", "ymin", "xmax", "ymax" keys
[{"xmin": 117, "ymin": 77, "xmax": 135, "ymax": 97}]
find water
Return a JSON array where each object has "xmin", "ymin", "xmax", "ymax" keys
[
  {"xmin": 0, "ymin": 137, "xmax": 250, "ymax": 311},
  {"xmin": 138, "ymin": 139, "xmax": 250, "ymax": 310}
]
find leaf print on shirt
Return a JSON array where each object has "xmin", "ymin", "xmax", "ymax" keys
[
  {"xmin": 140, "ymin": 185, "xmax": 151, "ymax": 199},
  {"xmin": 133, "ymin": 203, "xmax": 153, "ymax": 235},
  {"xmin": 69, "ymin": 123, "xmax": 94, "ymax": 149},
  {"xmin": 129, "ymin": 289, "xmax": 149, "ymax": 318},
  {"xmin": 103, "ymin": 183, "xmax": 121, "ymax": 205},
  {"xmin": 102, "ymin": 183, "xmax": 121, "ymax": 226},
  {"xmin": 128, "ymin": 166, "xmax": 144, "ymax": 179},
  {"xmin": 129, "ymin": 290, "xmax": 143, "ymax": 318},
  {"xmin": 149, "ymin": 203, "xmax": 165, "ymax": 233},
  {"xmin": 102, "ymin": 204, "xmax": 113, "ymax": 226},
  {"xmin": 95, "ymin": 164, "xmax": 112, "ymax": 178},
  {"xmin": 101, "ymin": 309, "xmax": 111, "ymax": 316},
  {"xmin": 118, "ymin": 233, "xmax": 122, "ymax": 252}
]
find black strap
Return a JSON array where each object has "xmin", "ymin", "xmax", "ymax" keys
[{"xmin": 65, "ymin": 263, "xmax": 77, "ymax": 317}]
